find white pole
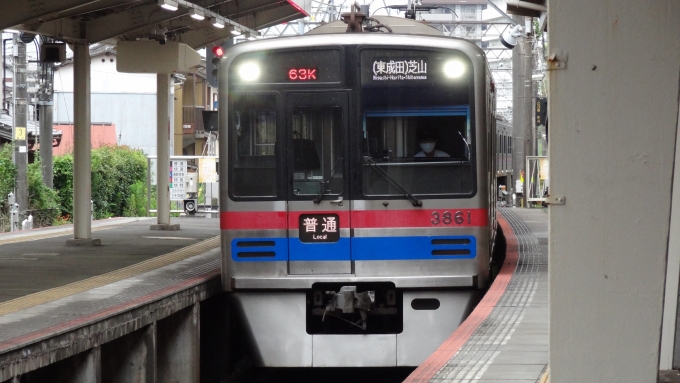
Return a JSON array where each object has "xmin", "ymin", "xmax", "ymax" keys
[
  {"xmin": 72, "ymin": 43, "xmax": 92, "ymax": 240},
  {"xmin": 659, "ymin": 103, "xmax": 680, "ymax": 369},
  {"xmin": 156, "ymin": 73, "xmax": 171, "ymax": 226}
]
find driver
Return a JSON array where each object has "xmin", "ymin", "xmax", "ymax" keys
[{"xmin": 414, "ymin": 130, "xmax": 450, "ymax": 158}]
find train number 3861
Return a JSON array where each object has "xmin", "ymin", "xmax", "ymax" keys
[{"xmin": 431, "ymin": 211, "xmax": 471, "ymax": 225}]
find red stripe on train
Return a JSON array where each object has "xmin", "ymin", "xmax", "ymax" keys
[
  {"xmin": 220, "ymin": 209, "xmax": 488, "ymax": 230},
  {"xmin": 352, "ymin": 208, "xmax": 488, "ymax": 228},
  {"xmin": 220, "ymin": 211, "xmax": 287, "ymax": 230}
]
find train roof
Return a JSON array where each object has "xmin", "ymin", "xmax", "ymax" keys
[{"xmin": 306, "ymin": 15, "xmax": 444, "ymax": 36}]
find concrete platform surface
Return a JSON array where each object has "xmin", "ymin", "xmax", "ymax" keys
[
  {"xmin": 0, "ymin": 217, "xmax": 220, "ymax": 303},
  {"xmin": 0, "ymin": 216, "xmax": 223, "ymax": 381},
  {"xmin": 405, "ymin": 207, "xmax": 549, "ymax": 383}
]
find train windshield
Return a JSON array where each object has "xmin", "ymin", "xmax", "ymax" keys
[
  {"xmin": 360, "ymin": 49, "xmax": 475, "ymax": 197},
  {"xmin": 361, "ymin": 110, "xmax": 473, "ymax": 196}
]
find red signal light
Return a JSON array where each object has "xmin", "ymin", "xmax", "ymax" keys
[{"xmin": 211, "ymin": 45, "xmax": 224, "ymax": 58}]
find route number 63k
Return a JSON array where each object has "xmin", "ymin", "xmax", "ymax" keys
[{"xmin": 431, "ymin": 211, "xmax": 471, "ymax": 225}]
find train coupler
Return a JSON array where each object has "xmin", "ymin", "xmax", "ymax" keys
[{"xmin": 322, "ymin": 286, "xmax": 373, "ymax": 329}]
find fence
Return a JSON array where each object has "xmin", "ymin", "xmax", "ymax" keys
[
  {"xmin": 146, "ymin": 155, "xmax": 219, "ymax": 216},
  {"xmin": 526, "ymin": 156, "xmax": 549, "ymax": 203},
  {"xmin": 0, "ymin": 208, "xmax": 8, "ymax": 233},
  {"xmin": 0, "ymin": 205, "xmax": 59, "ymax": 233},
  {"xmin": 26, "ymin": 208, "xmax": 60, "ymax": 228}
]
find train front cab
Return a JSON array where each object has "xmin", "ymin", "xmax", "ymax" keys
[{"xmin": 219, "ymin": 36, "xmax": 491, "ymax": 367}]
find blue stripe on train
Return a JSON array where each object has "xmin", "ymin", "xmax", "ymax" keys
[
  {"xmin": 352, "ymin": 236, "xmax": 476, "ymax": 260},
  {"xmin": 231, "ymin": 236, "xmax": 477, "ymax": 262},
  {"xmin": 231, "ymin": 238, "xmax": 288, "ymax": 262}
]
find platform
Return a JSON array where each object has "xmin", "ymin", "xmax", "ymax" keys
[
  {"xmin": 405, "ymin": 207, "xmax": 549, "ymax": 383},
  {"xmin": 0, "ymin": 217, "xmax": 219, "ymax": 302},
  {"xmin": 0, "ymin": 217, "xmax": 223, "ymax": 381}
]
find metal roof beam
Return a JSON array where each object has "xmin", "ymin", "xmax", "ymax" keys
[
  {"xmin": 234, "ymin": 3, "xmax": 303, "ymax": 30},
  {"xmin": 85, "ymin": 0, "xmax": 297, "ymax": 45},
  {"xmin": 37, "ymin": 0, "xmax": 144, "ymax": 24},
  {"xmin": 17, "ymin": 18, "xmax": 85, "ymax": 42},
  {"xmin": 0, "ymin": 0, "xmax": 101, "ymax": 30},
  {"xmin": 86, "ymin": 3, "xmax": 187, "ymax": 43},
  {"xmin": 179, "ymin": 5, "xmax": 302, "ymax": 48}
]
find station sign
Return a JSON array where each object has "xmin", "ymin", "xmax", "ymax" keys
[
  {"xmin": 536, "ymin": 98, "xmax": 547, "ymax": 126},
  {"xmin": 170, "ymin": 160, "xmax": 187, "ymax": 201},
  {"xmin": 198, "ymin": 158, "xmax": 217, "ymax": 183}
]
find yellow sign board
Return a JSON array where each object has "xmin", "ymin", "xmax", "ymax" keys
[
  {"xmin": 198, "ymin": 158, "xmax": 218, "ymax": 183},
  {"xmin": 539, "ymin": 158, "xmax": 549, "ymax": 180},
  {"xmin": 15, "ymin": 127, "xmax": 26, "ymax": 140}
]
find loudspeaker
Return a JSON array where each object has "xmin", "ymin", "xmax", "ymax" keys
[
  {"xmin": 202, "ymin": 110, "xmax": 218, "ymax": 132},
  {"xmin": 40, "ymin": 43, "xmax": 66, "ymax": 63}
]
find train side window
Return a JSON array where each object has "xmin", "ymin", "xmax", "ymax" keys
[{"xmin": 230, "ymin": 93, "xmax": 278, "ymax": 197}]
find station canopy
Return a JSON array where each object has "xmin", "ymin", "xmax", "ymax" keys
[{"xmin": 0, "ymin": 0, "xmax": 311, "ymax": 49}]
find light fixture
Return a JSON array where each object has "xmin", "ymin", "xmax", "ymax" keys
[
  {"xmin": 189, "ymin": 8, "xmax": 205, "ymax": 20},
  {"xmin": 238, "ymin": 62, "xmax": 260, "ymax": 82},
  {"xmin": 500, "ymin": 24, "xmax": 524, "ymax": 49},
  {"xmin": 230, "ymin": 26, "xmax": 242, "ymax": 36},
  {"xmin": 246, "ymin": 31, "xmax": 257, "ymax": 41},
  {"xmin": 211, "ymin": 17, "xmax": 225, "ymax": 28},
  {"xmin": 443, "ymin": 60, "xmax": 465, "ymax": 78},
  {"xmin": 158, "ymin": 0, "xmax": 178, "ymax": 11}
]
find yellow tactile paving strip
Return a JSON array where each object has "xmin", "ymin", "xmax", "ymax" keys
[{"xmin": 0, "ymin": 235, "xmax": 220, "ymax": 317}]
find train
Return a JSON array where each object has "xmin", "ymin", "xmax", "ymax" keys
[{"xmin": 218, "ymin": 10, "xmax": 505, "ymax": 367}]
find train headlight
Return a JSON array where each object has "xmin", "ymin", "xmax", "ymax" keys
[
  {"xmin": 443, "ymin": 60, "xmax": 465, "ymax": 79},
  {"xmin": 238, "ymin": 62, "xmax": 260, "ymax": 82}
]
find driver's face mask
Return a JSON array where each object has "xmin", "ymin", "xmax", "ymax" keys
[{"xmin": 420, "ymin": 142, "xmax": 436, "ymax": 153}]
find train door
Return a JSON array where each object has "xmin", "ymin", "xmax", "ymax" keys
[{"xmin": 286, "ymin": 92, "xmax": 350, "ymax": 274}]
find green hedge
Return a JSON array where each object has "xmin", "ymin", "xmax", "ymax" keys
[
  {"xmin": 0, "ymin": 145, "xmax": 16, "ymax": 207},
  {"xmin": 53, "ymin": 145, "xmax": 148, "ymax": 219},
  {"xmin": 1, "ymin": 145, "xmax": 148, "ymax": 221}
]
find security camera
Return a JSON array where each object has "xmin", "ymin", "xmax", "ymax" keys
[{"xmin": 500, "ymin": 25, "xmax": 524, "ymax": 49}]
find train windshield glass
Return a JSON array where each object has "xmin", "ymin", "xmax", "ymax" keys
[
  {"xmin": 230, "ymin": 93, "xmax": 278, "ymax": 197},
  {"xmin": 361, "ymin": 111, "xmax": 473, "ymax": 196},
  {"xmin": 360, "ymin": 48, "xmax": 475, "ymax": 197}
]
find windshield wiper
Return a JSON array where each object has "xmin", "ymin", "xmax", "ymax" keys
[
  {"xmin": 362, "ymin": 156, "xmax": 422, "ymax": 207},
  {"xmin": 314, "ymin": 157, "xmax": 344, "ymax": 204},
  {"xmin": 457, "ymin": 131, "xmax": 470, "ymax": 161}
]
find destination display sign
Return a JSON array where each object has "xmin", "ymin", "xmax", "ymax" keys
[
  {"xmin": 361, "ymin": 48, "xmax": 472, "ymax": 88},
  {"xmin": 288, "ymin": 68, "xmax": 318, "ymax": 81},
  {"xmin": 372, "ymin": 59, "xmax": 428, "ymax": 81},
  {"xmin": 231, "ymin": 49, "xmax": 341, "ymax": 84},
  {"xmin": 299, "ymin": 214, "xmax": 340, "ymax": 243}
]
